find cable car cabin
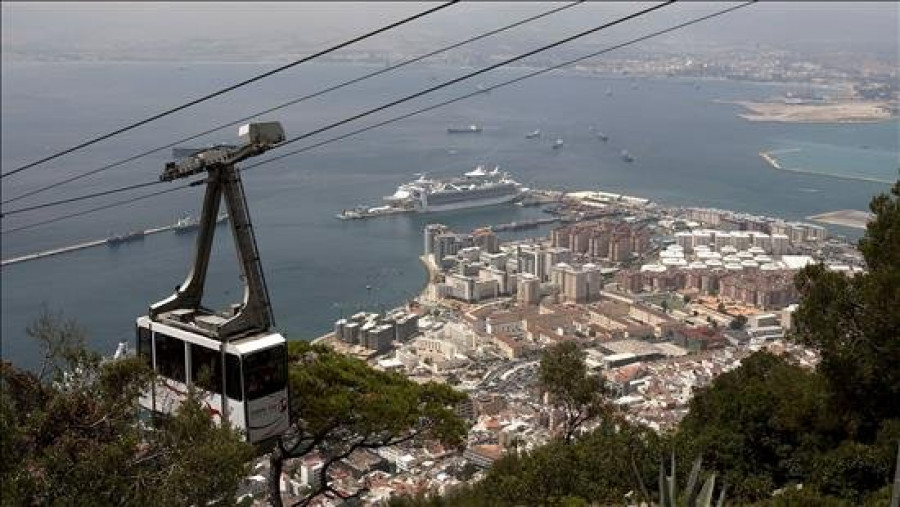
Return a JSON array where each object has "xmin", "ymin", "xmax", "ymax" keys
[{"xmin": 135, "ymin": 316, "xmax": 290, "ymax": 445}]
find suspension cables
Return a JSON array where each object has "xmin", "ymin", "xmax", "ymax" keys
[
  {"xmin": 3, "ymin": 1, "xmax": 673, "ymax": 221},
  {"xmin": 272, "ymin": 0, "xmax": 675, "ymax": 150},
  {"xmin": 0, "ymin": 186, "xmax": 190, "ymax": 235},
  {"xmin": 1, "ymin": 1, "xmax": 583, "ymax": 207},
  {"xmin": 3, "ymin": 1, "xmax": 757, "ymax": 235},
  {"xmin": 246, "ymin": 1, "xmax": 757, "ymax": 173},
  {"xmin": 0, "ymin": 1, "xmax": 458, "ymax": 180}
]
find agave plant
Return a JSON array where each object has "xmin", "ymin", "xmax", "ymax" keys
[{"xmin": 630, "ymin": 453, "xmax": 726, "ymax": 507}]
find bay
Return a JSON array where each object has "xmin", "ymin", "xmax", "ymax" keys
[{"xmin": 2, "ymin": 61, "xmax": 896, "ymax": 370}]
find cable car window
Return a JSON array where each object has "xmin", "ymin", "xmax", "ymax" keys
[
  {"xmin": 137, "ymin": 326, "xmax": 152, "ymax": 367},
  {"xmin": 244, "ymin": 346, "xmax": 286, "ymax": 400},
  {"xmin": 225, "ymin": 354, "xmax": 243, "ymax": 401},
  {"xmin": 155, "ymin": 333, "xmax": 186, "ymax": 382},
  {"xmin": 190, "ymin": 344, "xmax": 222, "ymax": 394}
]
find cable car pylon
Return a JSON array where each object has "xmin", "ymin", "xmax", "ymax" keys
[{"xmin": 136, "ymin": 122, "xmax": 290, "ymax": 445}]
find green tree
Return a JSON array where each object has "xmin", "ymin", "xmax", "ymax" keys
[
  {"xmin": 266, "ymin": 341, "xmax": 469, "ymax": 506},
  {"xmin": 391, "ymin": 420, "xmax": 666, "ymax": 506},
  {"xmin": 677, "ymin": 351, "xmax": 832, "ymax": 502},
  {"xmin": 792, "ymin": 181, "xmax": 900, "ymax": 441},
  {"xmin": 0, "ymin": 309, "xmax": 254, "ymax": 505},
  {"xmin": 538, "ymin": 341, "xmax": 611, "ymax": 444}
]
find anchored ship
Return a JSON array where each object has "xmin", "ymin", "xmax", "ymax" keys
[
  {"xmin": 552, "ymin": 139, "xmax": 564, "ymax": 149},
  {"xmin": 447, "ymin": 125, "xmax": 482, "ymax": 134},
  {"xmin": 525, "ymin": 129, "xmax": 541, "ymax": 139},
  {"xmin": 172, "ymin": 211, "xmax": 229, "ymax": 233},
  {"xmin": 383, "ymin": 166, "xmax": 525, "ymax": 213},
  {"xmin": 107, "ymin": 230, "xmax": 146, "ymax": 247}
]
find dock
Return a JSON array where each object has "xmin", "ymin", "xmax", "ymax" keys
[{"xmin": 1, "ymin": 238, "xmax": 109, "ymax": 267}]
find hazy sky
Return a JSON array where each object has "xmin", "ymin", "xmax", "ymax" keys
[{"xmin": 2, "ymin": 2, "xmax": 898, "ymax": 60}]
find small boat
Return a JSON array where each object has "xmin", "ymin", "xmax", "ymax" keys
[
  {"xmin": 173, "ymin": 214, "xmax": 200, "ymax": 234},
  {"xmin": 525, "ymin": 129, "xmax": 541, "ymax": 139},
  {"xmin": 552, "ymin": 139, "xmax": 564, "ymax": 150},
  {"xmin": 596, "ymin": 131, "xmax": 608, "ymax": 142},
  {"xmin": 621, "ymin": 150, "xmax": 634, "ymax": 162}
]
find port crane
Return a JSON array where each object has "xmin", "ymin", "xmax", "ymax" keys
[{"xmin": 136, "ymin": 122, "xmax": 290, "ymax": 445}]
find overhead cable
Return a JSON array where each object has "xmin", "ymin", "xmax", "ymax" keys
[
  {"xmin": 3, "ymin": 1, "xmax": 672, "ymax": 218},
  {"xmin": 246, "ymin": 1, "xmax": 756, "ymax": 172},
  {"xmin": 271, "ymin": 1, "xmax": 675, "ymax": 150},
  {"xmin": 3, "ymin": 1, "xmax": 756, "ymax": 234},
  {"xmin": 1, "ymin": 186, "xmax": 189, "ymax": 235},
  {"xmin": 0, "ymin": 1, "xmax": 458, "ymax": 179},
  {"xmin": 2, "ymin": 1, "xmax": 582, "ymax": 206}
]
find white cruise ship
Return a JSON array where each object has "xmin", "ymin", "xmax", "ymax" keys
[{"xmin": 384, "ymin": 166, "xmax": 525, "ymax": 212}]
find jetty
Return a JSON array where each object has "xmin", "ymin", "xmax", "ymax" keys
[{"xmin": 2, "ymin": 221, "xmax": 212, "ymax": 268}]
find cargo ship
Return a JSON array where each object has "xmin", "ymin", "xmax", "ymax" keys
[
  {"xmin": 107, "ymin": 230, "xmax": 146, "ymax": 247},
  {"xmin": 447, "ymin": 125, "xmax": 482, "ymax": 134}
]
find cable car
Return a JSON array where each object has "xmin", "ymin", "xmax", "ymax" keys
[
  {"xmin": 136, "ymin": 317, "xmax": 289, "ymax": 443},
  {"xmin": 136, "ymin": 122, "xmax": 290, "ymax": 445}
]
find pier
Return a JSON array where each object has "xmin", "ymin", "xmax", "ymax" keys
[{"xmin": 2, "ymin": 222, "xmax": 205, "ymax": 268}]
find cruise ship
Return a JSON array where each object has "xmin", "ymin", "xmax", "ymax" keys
[{"xmin": 384, "ymin": 166, "xmax": 525, "ymax": 212}]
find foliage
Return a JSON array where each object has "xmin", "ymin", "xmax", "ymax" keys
[
  {"xmin": 792, "ymin": 180, "xmax": 900, "ymax": 441},
  {"xmin": 390, "ymin": 420, "xmax": 669, "ymax": 506},
  {"xmin": 481, "ymin": 420, "xmax": 667, "ymax": 505},
  {"xmin": 644, "ymin": 454, "xmax": 725, "ymax": 507},
  {"xmin": 0, "ymin": 309, "xmax": 254, "ymax": 506},
  {"xmin": 267, "ymin": 340, "xmax": 469, "ymax": 506},
  {"xmin": 538, "ymin": 341, "xmax": 611, "ymax": 444},
  {"xmin": 677, "ymin": 351, "xmax": 835, "ymax": 501}
]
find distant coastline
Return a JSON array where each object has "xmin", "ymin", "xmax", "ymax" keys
[{"xmin": 727, "ymin": 99, "xmax": 896, "ymax": 124}]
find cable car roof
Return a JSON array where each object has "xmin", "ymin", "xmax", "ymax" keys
[{"xmin": 137, "ymin": 316, "xmax": 285, "ymax": 355}]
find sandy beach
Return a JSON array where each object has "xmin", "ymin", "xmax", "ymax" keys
[
  {"xmin": 807, "ymin": 209, "xmax": 875, "ymax": 229},
  {"xmin": 731, "ymin": 100, "xmax": 894, "ymax": 123}
]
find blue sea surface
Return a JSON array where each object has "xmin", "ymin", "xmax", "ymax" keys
[
  {"xmin": 768, "ymin": 123, "xmax": 899, "ymax": 183},
  {"xmin": 2, "ymin": 61, "xmax": 896, "ymax": 369}
]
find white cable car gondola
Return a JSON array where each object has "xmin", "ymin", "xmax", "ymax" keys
[{"xmin": 137, "ymin": 122, "xmax": 290, "ymax": 445}]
